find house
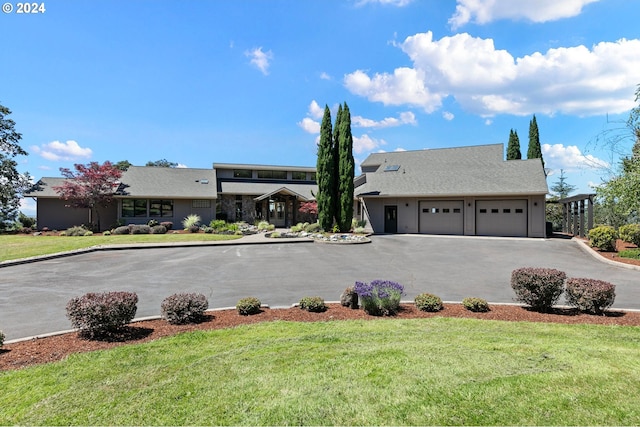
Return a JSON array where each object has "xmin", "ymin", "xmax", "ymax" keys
[
  {"xmin": 29, "ymin": 143, "xmax": 548, "ymax": 236},
  {"xmin": 354, "ymin": 144, "xmax": 548, "ymax": 237},
  {"xmin": 29, "ymin": 163, "xmax": 317, "ymax": 231}
]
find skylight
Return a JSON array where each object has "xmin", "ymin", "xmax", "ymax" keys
[{"xmin": 384, "ymin": 165, "xmax": 400, "ymax": 172}]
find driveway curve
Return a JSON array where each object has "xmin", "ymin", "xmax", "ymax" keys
[{"xmin": 1, "ymin": 235, "xmax": 638, "ymax": 341}]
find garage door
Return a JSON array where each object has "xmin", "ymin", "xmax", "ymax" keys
[
  {"xmin": 476, "ymin": 200, "xmax": 527, "ymax": 237},
  {"xmin": 419, "ymin": 200, "xmax": 464, "ymax": 235}
]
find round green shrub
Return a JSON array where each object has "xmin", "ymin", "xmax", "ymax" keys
[
  {"xmin": 462, "ymin": 297, "xmax": 490, "ymax": 312},
  {"xmin": 565, "ymin": 278, "xmax": 616, "ymax": 314},
  {"xmin": 415, "ymin": 293, "xmax": 443, "ymax": 312},
  {"xmin": 103, "ymin": 230, "xmax": 112, "ymax": 236},
  {"xmin": 236, "ymin": 297, "xmax": 261, "ymax": 315},
  {"xmin": 619, "ymin": 224, "xmax": 640, "ymax": 247},
  {"xmin": 299, "ymin": 296, "xmax": 328, "ymax": 312},
  {"xmin": 64, "ymin": 225, "xmax": 89, "ymax": 236},
  {"xmin": 511, "ymin": 267, "xmax": 566, "ymax": 312},
  {"xmin": 113, "ymin": 226, "xmax": 130, "ymax": 235},
  {"xmin": 588, "ymin": 225, "xmax": 618, "ymax": 252},
  {"xmin": 161, "ymin": 293, "xmax": 209, "ymax": 324}
]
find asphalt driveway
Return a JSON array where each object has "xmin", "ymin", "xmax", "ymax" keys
[{"xmin": 1, "ymin": 234, "xmax": 638, "ymax": 341}]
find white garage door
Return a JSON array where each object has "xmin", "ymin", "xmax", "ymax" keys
[
  {"xmin": 419, "ymin": 200, "xmax": 464, "ymax": 235},
  {"xmin": 476, "ymin": 200, "xmax": 527, "ymax": 237}
]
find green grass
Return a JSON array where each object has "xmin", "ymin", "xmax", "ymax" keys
[
  {"xmin": 2, "ymin": 318, "xmax": 640, "ymax": 425},
  {"xmin": 619, "ymin": 248, "xmax": 640, "ymax": 260},
  {"xmin": 0, "ymin": 233, "xmax": 241, "ymax": 262}
]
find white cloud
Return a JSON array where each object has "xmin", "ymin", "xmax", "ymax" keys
[
  {"xmin": 344, "ymin": 31, "xmax": 640, "ymax": 117},
  {"xmin": 298, "ymin": 117, "xmax": 320, "ymax": 134},
  {"xmin": 352, "ymin": 111, "xmax": 416, "ymax": 128},
  {"xmin": 442, "ymin": 111, "xmax": 454, "ymax": 121},
  {"xmin": 176, "ymin": 163, "xmax": 188, "ymax": 168},
  {"xmin": 31, "ymin": 140, "xmax": 92, "ymax": 162},
  {"xmin": 20, "ymin": 197, "xmax": 36, "ymax": 216},
  {"xmin": 245, "ymin": 47, "xmax": 273, "ymax": 75},
  {"xmin": 542, "ymin": 143, "xmax": 609, "ymax": 172},
  {"xmin": 319, "ymin": 72, "xmax": 331, "ymax": 80},
  {"xmin": 308, "ymin": 100, "xmax": 324, "ymax": 119},
  {"xmin": 449, "ymin": 0, "xmax": 599, "ymax": 29},
  {"xmin": 354, "ymin": 134, "xmax": 386, "ymax": 154}
]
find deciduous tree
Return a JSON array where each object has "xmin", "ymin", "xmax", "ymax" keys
[
  {"xmin": 53, "ymin": 161, "xmax": 122, "ymax": 231},
  {"xmin": 0, "ymin": 103, "xmax": 31, "ymax": 229},
  {"xmin": 146, "ymin": 159, "xmax": 177, "ymax": 168}
]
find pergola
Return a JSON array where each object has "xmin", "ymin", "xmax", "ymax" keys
[{"xmin": 556, "ymin": 194, "xmax": 596, "ymax": 238}]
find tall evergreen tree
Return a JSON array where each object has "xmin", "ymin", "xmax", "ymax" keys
[
  {"xmin": 332, "ymin": 104, "xmax": 343, "ymax": 227},
  {"xmin": 336, "ymin": 102, "xmax": 355, "ymax": 232},
  {"xmin": 316, "ymin": 105, "xmax": 335, "ymax": 231},
  {"xmin": 550, "ymin": 170, "xmax": 576, "ymax": 199},
  {"xmin": 527, "ymin": 115, "xmax": 544, "ymax": 168},
  {"xmin": 506, "ymin": 129, "xmax": 522, "ymax": 160}
]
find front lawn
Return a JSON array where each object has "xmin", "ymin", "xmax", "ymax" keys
[
  {"xmin": 0, "ymin": 233, "xmax": 241, "ymax": 262},
  {"xmin": 2, "ymin": 318, "xmax": 640, "ymax": 425}
]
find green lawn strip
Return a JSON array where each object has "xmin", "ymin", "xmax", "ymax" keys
[
  {"xmin": 0, "ymin": 234, "xmax": 241, "ymax": 262},
  {"xmin": 2, "ymin": 318, "xmax": 640, "ymax": 425}
]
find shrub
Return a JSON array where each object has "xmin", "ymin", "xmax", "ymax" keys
[
  {"xmin": 0, "ymin": 330, "xmax": 4, "ymax": 347},
  {"xmin": 66, "ymin": 291, "xmax": 138, "ymax": 339},
  {"xmin": 113, "ymin": 225, "xmax": 130, "ymax": 235},
  {"xmin": 462, "ymin": 297, "xmax": 490, "ymax": 312},
  {"xmin": 160, "ymin": 221, "xmax": 173, "ymax": 230},
  {"xmin": 83, "ymin": 231, "xmax": 93, "ymax": 236},
  {"xmin": 65, "ymin": 225, "xmax": 89, "ymax": 236},
  {"xmin": 161, "ymin": 293, "xmax": 209, "ymax": 324},
  {"xmin": 511, "ymin": 267, "xmax": 566, "ymax": 312},
  {"xmin": 304, "ymin": 222, "xmax": 321, "ymax": 233},
  {"xmin": 565, "ymin": 278, "xmax": 616, "ymax": 314},
  {"xmin": 354, "ymin": 280, "xmax": 404, "ymax": 316},
  {"xmin": 130, "ymin": 224, "xmax": 151, "ymax": 234},
  {"xmin": 210, "ymin": 219, "xmax": 227, "ymax": 231},
  {"xmin": 103, "ymin": 230, "xmax": 111, "ymax": 236},
  {"xmin": 299, "ymin": 296, "xmax": 328, "ymax": 312},
  {"xmin": 340, "ymin": 286, "xmax": 358, "ymax": 308},
  {"xmin": 619, "ymin": 248, "xmax": 640, "ymax": 259},
  {"xmin": 414, "ymin": 293, "xmax": 443, "ymax": 312},
  {"xmin": 182, "ymin": 214, "xmax": 201, "ymax": 230},
  {"xmin": 150, "ymin": 225, "xmax": 167, "ymax": 234},
  {"xmin": 202, "ymin": 226, "xmax": 214, "ymax": 233},
  {"xmin": 270, "ymin": 232, "xmax": 281, "ymax": 238},
  {"xmin": 588, "ymin": 225, "xmax": 618, "ymax": 252},
  {"xmin": 257, "ymin": 221, "xmax": 271, "ymax": 231},
  {"xmin": 147, "ymin": 219, "xmax": 159, "ymax": 227},
  {"xmin": 236, "ymin": 297, "xmax": 262, "ymax": 315},
  {"xmin": 290, "ymin": 223, "xmax": 304, "ymax": 233},
  {"xmin": 353, "ymin": 227, "xmax": 366, "ymax": 234},
  {"xmin": 619, "ymin": 224, "xmax": 640, "ymax": 247}
]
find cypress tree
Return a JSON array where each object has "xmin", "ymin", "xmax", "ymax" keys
[
  {"xmin": 316, "ymin": 105, "xmax": 335, "ymax": 231},
  {"xmin": 337, "ymin": 102, "xmax": 355, "ymax": 232},
  {"xmin": 527, "ymin": 114, "xmax": 544, "ymax": 168},
  {"xmin": 332, "ymin": 104, "xmax": 343, "ymax": 227},
  {"xmin": 506, "ymin": 129, "xmax": 522, "ymax": 160}
]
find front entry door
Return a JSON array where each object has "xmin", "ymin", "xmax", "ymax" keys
[
  {"xmin": 384, "ymin": 205, "xmax": 398, "ymax": 233},
  {"xmin": 269, "ymin": 200, "xmax": 286, "ymax": 227}
]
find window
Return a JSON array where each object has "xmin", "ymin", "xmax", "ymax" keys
[
  {"xmin": 453, "ymin": 208, "xmax": 461, "ymax": 213},
  {"xmin": 292, "ymin": 171, "xmax": 307, "ymax": 180},
  {"xmin": 150, "ymin": 200, "xmax": 173, "ymax": 217},
  {"xmin": 233, "ymin": 169, "xmax": 252, "ymax": 178},
  {"xmin": 257, "ymin": 170, "xmax": 287, "ymax": 179},
  {"xmin": 515, "ymin": 208, "xmax": 524, "ymax": 213},
  {"xmin": 431, "ymin": 208, "xmax": 439, "ymax": 214},
  {"xmin": 443, "ymin": 208, "xmax": 450, "ymax": 213},
  {"xmin": 479, "ymin": 209, "xmax": 487, "ymax": 213},
  {"xmin": 491, "ymin": 209, "xmax": 499, "ymax": 213},
  {"xmin": 503, "ymin": 208, "xmax": 511, "ymax": 213},
  {"xmin": 309, "ymin": 172, "xmax": 316, "ymax": 181},
  {"xmin": 122, "ymin": 199, "xmax": 148, "ymax": 217},
  {"xmin": 192, "ymin": 199, "xmax": 211, "ymax": 209},
  {"xmin": 422, "ymin": 208, "xmax": 429, "ymax": 213},
  {"xmin": 384, "ymin": 165, "xmax": 401, "ymax": 172}
]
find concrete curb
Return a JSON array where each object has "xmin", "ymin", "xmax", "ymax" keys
[
  {"xmin": 6, "ymin": 301, "xmax": 640, "ymax": 345},
  {"xmin": 572, "ymin": 237, "xmax": 640, "ymax": 271}
]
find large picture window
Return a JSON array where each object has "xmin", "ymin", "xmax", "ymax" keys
[
  {"xmin": 257, "ymin": 170, "xmax": 287, "ymax": 180},
  {"xmin": 150, "ymin": 200, "xmax": 174, "ymax": 217},
  {"xmin": 122, "ymin": 199, "xmax": 148, "ymax": 217}
]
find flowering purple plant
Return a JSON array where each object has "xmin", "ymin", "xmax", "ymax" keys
[{"xmin": 353, "ymin": 280, "xmax": 404, "ymax": 316}]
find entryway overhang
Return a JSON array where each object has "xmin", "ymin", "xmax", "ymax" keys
[{"xmin": 254, "ymin": 187, "xmax": 311, "ymax": 202}]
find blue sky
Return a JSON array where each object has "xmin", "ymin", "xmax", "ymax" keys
[{"xmin": 2, "ymin": 0, "xmax": 639, "ymax": 216}]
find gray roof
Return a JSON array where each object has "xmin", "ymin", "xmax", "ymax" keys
[
  {"xmin": 116, "ymin": 166, "xmax": 217, "ymax": 198},
  {"xmin": 356, "ymin": 144, "xmax": 548, "ymax": 197},
  {"xmin": 218, "ymin": 181, "xmax": 316, "ymax": 201},
  {"xmin": 30, "ymin": 167, "xmax": 218, "ymax": 199}
]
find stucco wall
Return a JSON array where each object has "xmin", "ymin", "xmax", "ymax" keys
[{"xmin": 36, "ymin": 198, "xmax": 117, "ymax": 231}]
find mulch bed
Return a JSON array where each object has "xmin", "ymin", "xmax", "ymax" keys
[{"xmin": 2, "ymin": 303, "xmax": 639, "ymax": 371}]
